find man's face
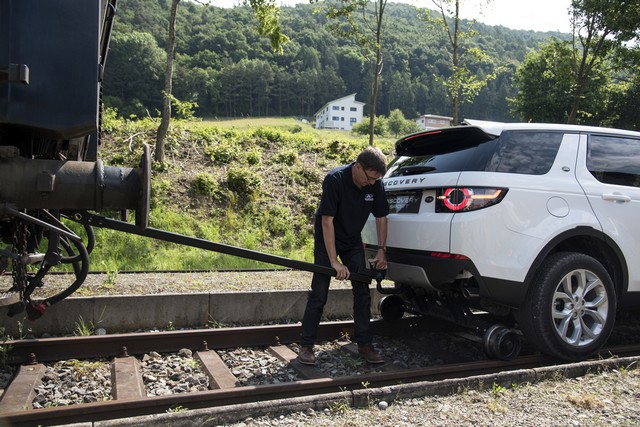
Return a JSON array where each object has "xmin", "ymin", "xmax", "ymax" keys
[{"xmin": 354, "ymin": 162, "xmax": 382, "ymax": 189}]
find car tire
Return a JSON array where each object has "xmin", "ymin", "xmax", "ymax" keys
[{"xmin": 517, "ymin": 252, "xmax": 616, "ymax": 360}]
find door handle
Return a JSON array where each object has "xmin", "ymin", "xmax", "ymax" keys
[{"xmin": 602, "ymin": 193, "xmax": 631, "ymax": 203}]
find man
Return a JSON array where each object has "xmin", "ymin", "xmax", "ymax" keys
[{"xmin": 298, "ymin": 146, "xmax": 389, "ymax": 365}]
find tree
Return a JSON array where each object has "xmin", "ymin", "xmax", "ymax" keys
[
  {"xmin": 103, "ymin": 2, "xmax": 565, "ymax": 123},
  {"xmin": 324, "ymin": 0, "xmax": 389, "ymax": 145},
  {"xmin": 567, "ymin": 0, "xmax": 640, "ymax": 124},
  {"xmin": 387, "ymin": 109, "xmax": 419, "ymax": 137},
  {"xmin": 510, "ymin": 40, "xmax": 576, "ymax": 123},
  {"xmin": 602, "ymin": 70, "xmax": 640, "ymax": 130},
  {"xmin": 424, "ymin": 0, "xmax": 497, "ymax": 125},
  {"xmin": 102, "ymin": 31, "xmax": 165, "ymax": 117},
  {"xmin": 352, "ymin": 115, "xmax": 387, "ymax": 136},
  {"xmin": 155, "ymin": 0, "xmax": 180, "ymax": 163},
  {"xmin": 511, "ymin": 1, "xmax": 640, "ymax": 126},
  {"xmin": 154, "ymin": 0, "xmax": 289, "ymax": 163}
]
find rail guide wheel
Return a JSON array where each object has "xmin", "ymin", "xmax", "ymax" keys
[
  {"xmin": 378, "ymin": 294, "xmax": 405, "ymax": 322},
  {"xmin": 483, "ymin": 324, "xmax": 522, "ymax": 360}
]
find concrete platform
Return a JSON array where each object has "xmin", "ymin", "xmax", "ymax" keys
[{"xmin": 0, "ymin": 290, "xmax": 382, "ymax": 337}]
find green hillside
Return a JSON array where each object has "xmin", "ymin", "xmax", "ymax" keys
[{"xmin": 90, "ymin": 115, "xmax": 395, "ymax": 271}]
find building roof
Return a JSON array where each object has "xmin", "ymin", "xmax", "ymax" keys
[
  {"xmin": 416, "ymin": 113, "xmax": 453, "ymax": 121},
  {"xmin": 314, "ymin": 93, "xmax": 365, "ymax": 117}
]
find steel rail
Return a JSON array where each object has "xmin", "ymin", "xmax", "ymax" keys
[
  {"xmin": 4, "ymin": 318, "xmax": 437, "ymax": 364},
  {"xmin": 0, "ymin": 359, "xmax": 539, "ymax": 425},
  {"xmin": 3, "ymin": 348, "xmax": 640, "ymax": 427}
]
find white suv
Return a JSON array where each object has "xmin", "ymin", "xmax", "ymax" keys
[{"xmin": 362, "ymin": 121, "xmax": 640, "ymax": 360}]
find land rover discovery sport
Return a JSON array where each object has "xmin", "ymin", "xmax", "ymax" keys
[{"xmin": 362, "ymin": 121, "xmax": 640, "ymax": 360}]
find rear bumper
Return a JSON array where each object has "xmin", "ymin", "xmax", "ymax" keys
[{"xmin": 366, "ymin": 247, "xmax": 528, "ymax": 308}]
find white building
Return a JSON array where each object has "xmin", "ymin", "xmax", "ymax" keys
[
  {"xmin": 415, "ymin": 114, "xmax": 452, "ymax": 131},
  {"xmin": 314, "ymin": 93, "xmax": 365, "ymax": 131}
]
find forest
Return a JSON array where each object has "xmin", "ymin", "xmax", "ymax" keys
[{"xmin": 103, "ymin": 0, "xmax": 569, "ymax": 123}]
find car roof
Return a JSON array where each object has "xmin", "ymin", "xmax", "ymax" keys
[
  {"xmin": 463, "ymin": 119, "xmax": 640, "ymax": 138},
  {"xmin": 396, "ymin": 121, "xmax": 640, "ymax": 156}
]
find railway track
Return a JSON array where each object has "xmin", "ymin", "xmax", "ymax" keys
[{"xmin": 2, "ymin": 316, "xmax": 640, "ymax": 426}]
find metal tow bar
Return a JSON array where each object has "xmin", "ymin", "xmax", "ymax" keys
[{"xmin": 70, "ymin": 211, "xmax": 385, "ymax": 285}]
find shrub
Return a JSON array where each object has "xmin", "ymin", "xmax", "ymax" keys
[
  {"xmin": 292, "ymin": 166, "xmax": 321, "ymax": 186},
  {"xmin": 226, "ymin": 167, "xmax": 262, "ymax": 196},
  {"xmin": 326, "ymin": 139, "xmax": 367, "ymax": 164},
  {"xmin": 151, "ymin": 178, "xmax": 173, "ymax": 208},
  {"xmin": 275, "ymin": 148, "xmax": 298, "ymax": 166},
  {"xmin": 253, "ymin": 127, "xmax": 283, "ymax": 143},
  {"xmin": 205, "ymin": 139, "xmax": 241, "ymax": 164},
  {"xmin": 289, "ymin": 124, "xmax": 303, "ymax": 133},
  {"xmin": 244, "ymin": 147, "xmax": 263, "ymax": 165},
  {"xmin": 192, "ymin": 173, "xmax": 219, "ymax": 197},
  {"xmin": 264, "ymin": 205, "xmax": 292, "ymax": 235}
]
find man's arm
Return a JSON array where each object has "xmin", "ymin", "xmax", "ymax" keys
[
  {"xmin": 368, "ymin": 216, "xmax": 388, "ymax": 269},
  {"xmin": 321, "ymin": 215, "xmax": 350, "ymax": 280}
]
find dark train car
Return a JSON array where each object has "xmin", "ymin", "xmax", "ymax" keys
[{"xmin": 0, "ymin": 0, "xmax": 149, "ymax": 318}]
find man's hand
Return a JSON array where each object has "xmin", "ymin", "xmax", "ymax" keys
[
  {"xmin": 368, "ymin": 249, "xmax": 387, "ymax": 270},
  {"xmin": 331, "ymin": 260, "xmax": 350, "ymax": 280}
]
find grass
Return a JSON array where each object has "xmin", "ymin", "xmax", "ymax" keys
[{"xmin": 199, "ymin": 116, "xmax": 304, "ymax": 129}]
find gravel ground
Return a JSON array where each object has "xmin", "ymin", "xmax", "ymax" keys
[
  {"xmin": 226, "ymin": 368, "xmax": 640, "ymax": 427},
  {"xmin": 4, "ymin": 271, "xmax": 640, "ymax": 425},
  {"xmin": 36, "ymin": 270, "xmax": 339, "ymax": 298}
]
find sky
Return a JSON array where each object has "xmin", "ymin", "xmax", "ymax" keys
[
  {"xmin": 215, "ymin": 0, "xmax": 573, "ymax": 34},
  {"xmin": 450, "ymin": 0, "xmax": 572, "ymax": 33}
]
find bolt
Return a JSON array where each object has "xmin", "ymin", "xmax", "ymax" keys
[{"xmin": 27, "ymin": 353, "xmax": 37, "ymax": 365}]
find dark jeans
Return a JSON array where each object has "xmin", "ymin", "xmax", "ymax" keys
[{"xmin": 300, "ymin": 246, "xmax": 372, "ymax": 347}]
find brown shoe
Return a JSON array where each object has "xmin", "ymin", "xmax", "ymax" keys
[
  {"xmin": 297, "ymin": 346, "xmax": 316, "ymax": 365},
  {"xmin": 358, "ymin": 345, "xmax": 385, "ymax": 364}
]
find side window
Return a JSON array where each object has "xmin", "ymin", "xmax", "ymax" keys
[
  {"xmin": 486, "ymin": 131, "xmax": 563, "ymax": 175},
  {"xmin": 587, "ymin": 135, "xmax": 640, "ymax": 187}
]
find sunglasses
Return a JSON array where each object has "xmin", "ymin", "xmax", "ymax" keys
[{"xmin": 360, "ymin": 164, "xmax": 381, "ymax": 182}]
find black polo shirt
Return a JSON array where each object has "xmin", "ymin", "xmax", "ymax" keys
[{"xmin": 314, "ymin": 163, "xmax": 389, "ymax": 251}]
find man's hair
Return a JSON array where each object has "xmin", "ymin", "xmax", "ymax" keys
[{"xmin": 356, "ymin": 146, "xmax": 387, "ymax": 175}]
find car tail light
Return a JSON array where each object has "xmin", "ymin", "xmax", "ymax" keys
[
  {"xmin": 429, "ymin": 251, "xmax": 470, "ymax": 260},
  {"xmin": 436, "ymin": 187, "xmax": 507, "ymax": 212}
]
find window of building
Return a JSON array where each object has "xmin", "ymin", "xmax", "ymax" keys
[
  {"xmin": 332, "ymin": 106, "xmax": 340, "ymax": 110},
  {"xmin": 332, "ymin": 116, "xmax": 340, "ymax": 121},
  {"xmin": 350, "ymin": 107, "xmax": 357, "ymax": 112},
  {"xmin": 350, "ymin": 118, "xmax": 357, "ymax": 124}
]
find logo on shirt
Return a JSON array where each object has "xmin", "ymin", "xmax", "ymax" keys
[{"xmin": 364, "ymin": 193, "xmax": 374, "ymax": 202}]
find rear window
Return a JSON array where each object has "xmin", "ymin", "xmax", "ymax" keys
[
  {"xmin": 388, "ymin": 131, "xmax": 563, "ymax": 177},
  {"xmin": 587, "ymin": 135, "xmax": 640, "ymax": 187}
]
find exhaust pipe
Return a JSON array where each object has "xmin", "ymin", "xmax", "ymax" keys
[{"xmin": 462, "ymin": 287, "xmax": 480, "ymax": 299}]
